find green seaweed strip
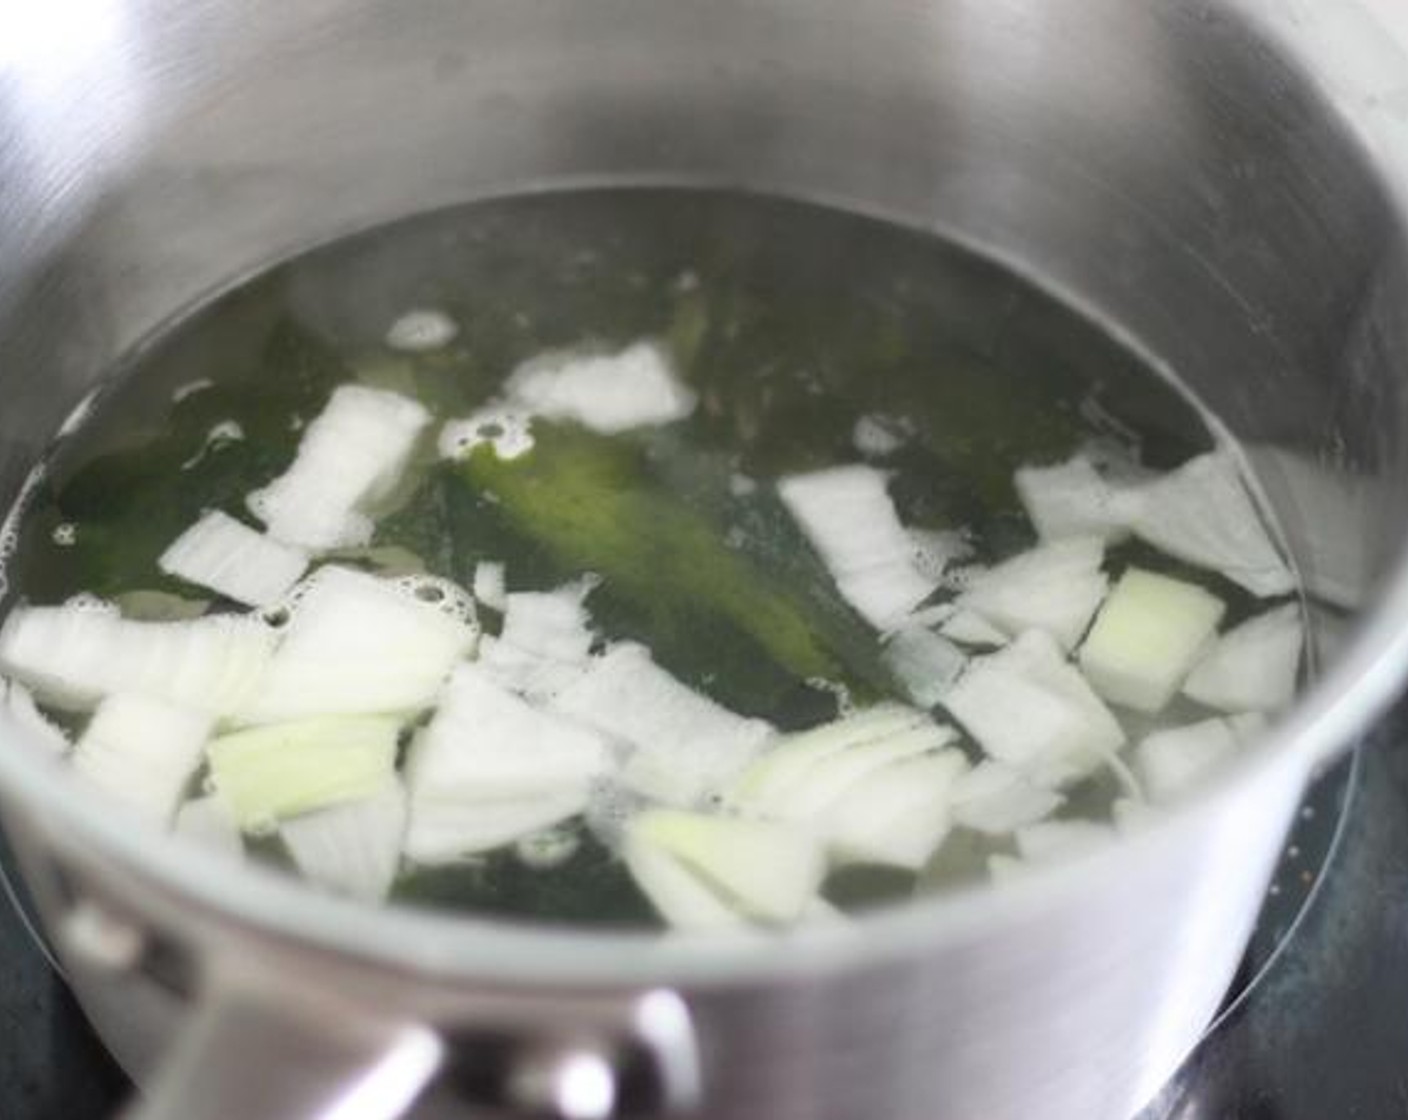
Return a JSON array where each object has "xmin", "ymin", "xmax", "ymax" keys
[{"xmin": 454, "ymin": 423, "xmax": 895, "ymax": 712}]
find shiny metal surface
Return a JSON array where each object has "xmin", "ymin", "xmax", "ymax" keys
[
  {"xmin": 125, "ymin": 979, "xmax": 444, "ymax": 1120},
  {"xmin": 0, "ymin": 1, "xmax": 1407, "ymax": 1119}
]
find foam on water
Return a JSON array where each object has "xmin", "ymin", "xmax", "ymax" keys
[
  {"xmin": 391, "ymin": 573, "xmax": 478, "ymax": 628},
  {"xmin": 63, "ymin": 593, "xmax": 116, "ymax": 616},
  {"xmin": 439, "ymin": 406, "xmax": 535, "ymax": 462}
]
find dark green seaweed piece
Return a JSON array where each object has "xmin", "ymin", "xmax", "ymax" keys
[
  {"xmin": 8, "ymin": 319, "xmax": 344, "ymax": 603},
  {"xmin": 392, "ymin": 831, "xmax": 657, "ymax": 928}
]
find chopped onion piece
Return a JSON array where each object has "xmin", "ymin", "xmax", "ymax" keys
[
  {"xmin": 623, "ymin": 838, "xmax": 751, "ymax": 933},
  {"xmin": 237, "ymin": 566, "xmax": 476, "ymax": 724},
  {"xmin": 951, "ymin": 761, "xmax": 1064, "ymax": 835},
  {"xmin": 1078, "ymin": 435, "xmax": 1150, "ymax": 486},
  {"xmin": 730, "ymin": 705, "xmax": 928, "ymax": 810},
  {"xmin": 504, "ymin": 340, "xmax": 696, "ymax": 434},
  {"xmin": 497, "ymin": 585, "xmax": 594, "ymax": 662},
  {"xmin": 1183, "ymin": 604, "xmax": 1303, "ymax": 713},
  {"xmin": 628, "ymin": 809, "xmax": 825, "ymax": 925},
  {"xmin": 1014, "ymin": 820, "xmax": 1116, "ymax": 863},
  {"xmin": 1134, "ymin": 718, "xmax": 1242, "ymax": 803},
  {"xmin": 883, "ymin": 627, "xmax": 967, "ymax": 707},
  {"xmin": 515, "ymin": 825, "xmax": 581, "ymax": 870},
  {"xmin": 552, "ymin": 643, "xmax": 773, "ymax": 806},
  {"xmin": 730, "ymin": 707, "xmax": 964, "ymax": 870},
  {"xmin": 1128, "ymin": 451, "xmax": 1294, "ymax": 597},
  {"xmin": 1112, "ymin": 797, "xmax": 1159, "ymax": 834},
  {"xmin": 987, "ymin": 854, "xmax": 1026, "ymax": 883},
  {"xmin": 956, "ymin": 537, "xmax": 1109, "ymax": 651},
  {"xmin": 159, "ymin": 510, "xmax": 308, "ymax": 607},
  {"xmin": 174, "ymin": 795, "xmax": 244, "ymax": 859},
  {"xmin": 409, "ymin": 666, "xmax": 611, "ymax": 802},
  {"xmin": 734, "ymin": 717, "xmax": 954, "ymax": 823},
  {"xmin": 405, "ymin": 789, "xmax": 590, "ymax": 864},
  {"xmin": 778, "ymin": 465, "xmax": 937, "ymax": 628},
  {"xmin": 1015, "ymin": 456, "xmax": 1133, "ymax": 542},
  {"xmin": 0, "ymin": 606, "xmax": 274, "ymax": 714},
  {"xmin": 3, "ymin": 679, "xmax": 69, "ymax": 754},
  {"xmin": 206, "ymin": 714, "xmax": 400, "ymax": 831},
  {"xmin": 941, "ymin": 563, "xmax": 990, "ymax": 594},
  {"xmin": 823, "ymin": 750, "xmax": 967, "ymax": 870},
  {"xmin": 74, "ymin": 695, "xmax": 212, "ymax": 823},
  {"xmin": 472, "ymin": 561, "xmax": 507, "ymax": 611},
  {"xmin": 478, "ymin": 584, "xmax": 596, "ymax": 703},
  {"xmin": 247, "ymin": 385, "xmax": 430, "ymax": 551},
  {"xmin": 939, "ymin": 609, "xmax": 1011, "ymax": 648},
  {"xmin": 1244, "ymin": 446, "xmax": 1375, "ymax": 609},
  {"xmin": 281, "ymin": 781, "xmax": 407, "ymax": 902},
  {"xmin": 181, "ymin": 421, "xmax": 245, "ymax": 471},
  {"xmin": 385, "ymin": 308, "xmax": 457, "ymax": 352},
  {"xmin": 943, "ymin": 630, "xmax": 1126, "ymax": 789},
  {"xmin": 1228, "ymin": 712, "xmax": 1269, "ymax": 743},
  {"xmin": 477, "ymin": 638, "xmax": 588, "ymax": 708},
  {"xmin": 1079, "ymin": 569, "xmax": 1225, "ymax": 713},
  {"xmin": 852, "ymin": 414, "xmax": 908, "ymax": 457}
]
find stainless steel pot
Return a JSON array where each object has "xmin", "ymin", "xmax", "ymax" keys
[{"xmin": 1, "ymin": 2, "xmax": 1407, "ymax": 1118}]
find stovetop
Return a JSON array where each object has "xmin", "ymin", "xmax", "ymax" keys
[
  {"xmin": 1145, "ymin": 702, "xmax": 1408, "ymax": 1120},
  {"xmin": 0, "ymin": 828, "xmax": 125, "ymax": 1118},
  {"xmin": 3, "ymin": 702, "xmax": 1407, "ymax": 1120}
]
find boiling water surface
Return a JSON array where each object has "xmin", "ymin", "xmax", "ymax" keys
[{"xmin": 1, "ymin": 190, "xmax": 1282, "ymax": 929}]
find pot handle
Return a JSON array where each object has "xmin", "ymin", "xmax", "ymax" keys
[
  {"xmin": 119, "ymin": 965, "xmax": 445, "ymax": 1120},
  {"xmin": 118, "ymin": 960, "xmax": 702, "ymax": 1120}
]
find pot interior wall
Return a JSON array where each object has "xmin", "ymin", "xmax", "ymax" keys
[{"xmin": 1, "ymin": 0, "xmax": 1405, "ymax": 632}]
